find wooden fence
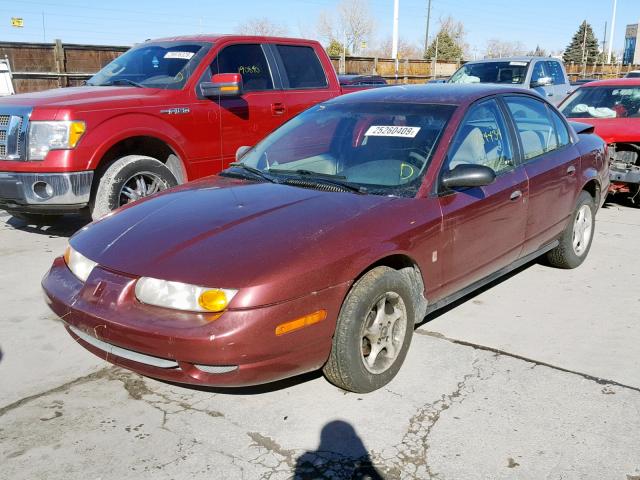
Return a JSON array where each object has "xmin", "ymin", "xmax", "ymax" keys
[{"xmin": 2, "ymin": 40, "xmax": 639, "ymax": 93}]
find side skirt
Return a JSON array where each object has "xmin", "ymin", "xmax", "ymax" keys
[{"xmin": 425, "ymin": 240, "xmax": 560, "ymax": 316}]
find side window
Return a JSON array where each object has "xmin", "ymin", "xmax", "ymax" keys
[
  {"xmin": 548, "ymin": 107, "xmax": 571, "ymax": 147},
  {"xmin": 210, "ymin": 44, "xmax": 273, "ymax": 92},
  {"xmin": 545, "ymin": 61, "xmax": 566, "ymax": 85},
  {"xmin": 530, "ymin": 62, "xmax": 546, "ymax": 83},
  {"xmin": 504, "ymin": 96, "xmax": 559, "ymax": 160},
  {"xmin": 447, "ymin": 99, "xmax": 514, "ymax": 174},
  {"xmin": 275, "ymin": 45, "xmax": 328, "ymax": 89}
]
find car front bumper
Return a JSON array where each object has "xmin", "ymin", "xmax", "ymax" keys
[
  {"xmin": 41, "ymin": 257, "xmax": 347, "ymax": 388},
  {"xmin": 0, "ymin": 171, "xmax": 93, "ymax": 213}
]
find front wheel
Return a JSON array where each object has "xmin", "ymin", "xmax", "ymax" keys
[
  {"xmin": 323, "ymin": 266, "xmax": 415, "ymax": 393},
  {"xmin": 91, "ymin": 155, "xmax": 177, "ymax": 220},
  {"xmin": 546, "ymin": 190, "xmax": 596, "ymax": 269}
]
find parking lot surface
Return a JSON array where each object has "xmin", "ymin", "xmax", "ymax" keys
[{"xmin": 1, "ymin": 202, "xmax": 639, "ymax": 480}]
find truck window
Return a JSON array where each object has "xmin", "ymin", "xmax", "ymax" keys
[
  {"xmin": 545, "ymin": 61, "xmax": 566, "ymax": 85},
  {"xmin": 530, "ymin": 62, "xmax": 547, "ymax": 84},
  {"xmin": 275, "ymin": 45, "xmax": 328, "ymax": 89},
  {"xmin": 210, "ymin": 44, "xmax": 273, "ymax": 92}
]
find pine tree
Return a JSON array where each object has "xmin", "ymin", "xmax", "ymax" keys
[
  {"xmin": 326, "ymin": 39, "xmax": 349, "ymax": 58},
  {"xmin": 563, "ymin": 21, "xmax": 601, "ymax": 63},
  {"xmin": 424, "ymin": 30, "xmax": 463, "ymax": 62}
]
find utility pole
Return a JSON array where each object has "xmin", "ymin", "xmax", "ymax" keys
[
  {"xmin": 581, "ymin": 20, "xmax": 587, "ymax": 65},
  {"xmin": 424, "ymin": 0, "xmax": 432, "ymax": 57},
  {"xmin": 607, "ymin": 0, "xmax": 617, "ymax": 63},
  {"xmin": 41, "ymin": 12, "xmax": 46, "ymax": 42},
  {"xmin": 392, "ymin": 0, "xmax": 399, "ymax": 80}
]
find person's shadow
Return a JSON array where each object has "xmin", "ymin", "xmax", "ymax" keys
[{"xmin": 293, "ymin": 420, "xmax": 384, "ymax": 479}]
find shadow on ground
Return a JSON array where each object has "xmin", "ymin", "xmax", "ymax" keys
[{"xmin": 2, "ymin": 214, "xmax": 90, "ymax": 238}]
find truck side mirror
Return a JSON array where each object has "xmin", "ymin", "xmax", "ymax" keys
[
  {"xmin": 200, "ymin": 73, "xmax": 243, "ymax": 97},
  {"xmin": 531, "ymin": 76, "xmax": 553, "ymax": 88}
]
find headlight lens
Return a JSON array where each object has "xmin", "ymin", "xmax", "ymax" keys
[
  {"xmin": 63, "ymin": 245, "xmax": 97, "ymax": 282},
  {"xmin": 135, "ymin": 277, "xmax": 237, "ymax": 313},
  {"xmin": 28, "ymin": 120, "xmax": 86, "ymax": 160}
]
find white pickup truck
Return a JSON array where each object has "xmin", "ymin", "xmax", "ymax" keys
[{"xmin": 449, "ymin": 56, "xmax": 572, "ymax": 106}]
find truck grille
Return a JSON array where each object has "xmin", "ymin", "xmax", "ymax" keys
[{"xmin": 0, "ymin": 108, "xmax": 30, "ymax": 161}]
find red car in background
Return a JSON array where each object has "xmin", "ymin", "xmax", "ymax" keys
[
  {"xmin": 43, "ymin": 85, "xmax": 608, "ymax": 393},
  {"xmin": 559, "ymin": 78, "xmax": 640, "ymax": 206}
]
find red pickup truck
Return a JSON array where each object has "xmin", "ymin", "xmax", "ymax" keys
[{"xmin": 0, "ymin": 35, "xmax": 359, "ymax": 221}]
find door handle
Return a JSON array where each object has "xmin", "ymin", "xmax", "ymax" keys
[
  {"xmin": 510, "ymin": 190, "xmax": 522, "ymax": 201},
  {"xmin": 566, "ymin": 165, "xmax": 576, "ymax": 175},
  {"xmin": 271, "ymin": 103, "xmax": 286, "ymax": 115}
]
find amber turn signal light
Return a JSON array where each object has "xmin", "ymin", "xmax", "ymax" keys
[{"xmin": 275, "ymin": 310, "xmax": 327, "ymax": 336}]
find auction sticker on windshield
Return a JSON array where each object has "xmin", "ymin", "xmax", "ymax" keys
[
  {"xmin": 164, "ymin": 51, "xmax": 195, "ymax": 60},
  {"xmin": 365, "ymin": 126, "xmax": 421, "ymax": 138}
]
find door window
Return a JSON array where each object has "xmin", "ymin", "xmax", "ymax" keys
[
  {"xmin": 447, "ymin": 99, "xmax": 514, "ymax": 174},
  {"xmin": 276, "ymin": 45, "xmax": 328, "ymax": 89},
  {"xmin": 505, "ymin": 96, "xmax": 560, "ymax": 160},
  {"xmin": 210, "ymin": 44, "xmax": 273, "ymax": 91},
  {"xmin": 545, "ymin": 61, "xmax": 566, "ymax": 85},
  {"xmin": 530, "ymin": 62, "xmax": 547, "ymax": 83},
  {"xmin": 548, "ymin": 109, "xmax": 571, "ymax": 147}
]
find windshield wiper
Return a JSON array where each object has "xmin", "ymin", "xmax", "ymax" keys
[
  {"xmin": 268, "ymin": 168, "xmax": 367, "ymax": 194},
  {"xmin": 223, "ymin": 162, "xmax": 279, "ymax": 183},
  {"xmin": 104, "ymin": 79, "xmax": 144, "ymax": 88}
]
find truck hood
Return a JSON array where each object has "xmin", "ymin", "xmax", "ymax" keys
[
  {"xmin": 0, "ymin": 86, "xmax": 172, "ymax": 112},
  {"xmin": 70, "ymin": 176, "xmax": 397, "ymax": 307},
  {"xmin": 565, "ymin": 117, "xmax": 640, "ymax": 144}
]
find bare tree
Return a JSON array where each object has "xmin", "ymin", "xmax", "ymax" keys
[
  {"xmin": 375, "ymin": 37, "xmax": 422, "ymax": 59},
  {"xmin": 236, "ymin": 17, "xmax": 288, "ymax": 37},
  {"xmin": 437, "ymin": 15, "xmax": 469, "ymax": 58},
  {"xmin": 485, "ymin": 38, "xmax": 526, "ymax": 59},
  {"xmin": 317, "ymin": 0, "xmax": 375, "ymax": 55}
]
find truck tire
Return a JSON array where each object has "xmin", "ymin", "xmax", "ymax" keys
[
  {"xmin": 323, "ymin": 266, "xmax": 415, "ymax": 393},
  {"xmin": 546, "ymin": 190, "xmax": 595, "ymax": 269},
  {"xmin": 92, "ymin": 155, "xmax": 177, "ymax": 220}
]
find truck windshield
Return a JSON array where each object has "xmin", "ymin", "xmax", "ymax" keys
[
  {"xmin": 560, "ymin": 86, "xmax": 640, "ymax": 119},
  {"xmin": 235, "ymin": 102, "xmax": 455, "ymax": 197},
  {"xmin": 87, "ymin": 41, "xmax": 211, "ymax": 90},
  {"xmin": 450, "ymin": 61, "xmax": 528, "ymax": 84}
]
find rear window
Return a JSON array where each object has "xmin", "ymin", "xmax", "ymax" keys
[{"xmin": 276, "ymin": 45, "xmax": 328, "ymax": 89}]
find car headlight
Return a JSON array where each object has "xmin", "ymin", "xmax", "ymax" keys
[
  {"xmin": 135, "ymin": 277, "xmax": 237, "ymax": 313},
  {"xmin": 63, "ymin": 245, "xmax": 97, "ymax": 282},
  {"xmin": 28, "ymin": 120, "xmax": 86, "ymax": 160}
]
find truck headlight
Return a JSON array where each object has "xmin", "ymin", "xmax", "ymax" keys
[
  {"xmin": 135, "ymin": 277, "xmax": 237, "ymax": 313},
  {"xmin": 28, "ymin": 120, "xmax": 86, "ymax": 160},
  {"xmin": 63, "ymin": 245, "xmax": 97, "ymax": 282}
]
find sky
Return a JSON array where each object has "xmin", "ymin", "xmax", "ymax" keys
[{"xmin": 0, "ymin": 0, "xmax": 636, "ymax": 57}]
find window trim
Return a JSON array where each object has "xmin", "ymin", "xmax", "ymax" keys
[
  {"xmin": 501, "ymin": 94, "xmax": 574, "ymax": 164},
  {"xmin": 269, "ymin": 43, "xmax": 330, "ymax": 91}
]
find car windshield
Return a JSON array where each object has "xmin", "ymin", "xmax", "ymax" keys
[
  {"xmin": 450, "ymin": 61, "xmax": 528, "ymax": 84},
  {"xmin": 560, "ymin": 86, "xmax": 640, "ymax": 119},
  {"xmin": 233, "ymin": 102, "xmax": 455, "ymax": 197},
  {"xmin": 87, "ymin": 41, "xmax": 211, "ymax": 90}
]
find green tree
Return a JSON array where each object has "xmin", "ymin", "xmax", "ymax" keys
[
  {"xmin": 563, "ymin": 21, "xmax": 601, "ymax": 63},
  {"xmin": 326, "ymin": 39, "xmax": 349, "ymax": 58},
  {"xmin": 425, "ymin": 30, "xmax": 463, "ymax": 61}
]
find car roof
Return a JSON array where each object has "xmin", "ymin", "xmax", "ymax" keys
[
  {"xmin": 463, "ymin": 56, "xmax": 555, "ymax": 64},
  {"xmin": 579, "ymin": 77, "xmax": 640, "ymax": 87},
  {"xmin": 330, "ymin": 83, "xmax": 536, "ymax": 106},
  {"xmin": 142, "ymin": 34, "xmax": 318, "ymax": 44}
]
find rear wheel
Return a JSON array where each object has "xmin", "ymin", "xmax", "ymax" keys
[
  {"xmin": 91, "ymin": 155, "xmax": 177, "ymax": 220},
  {"xmin": 546, "ymin": 190, "xmax": 595, "ymax": 269},
  {"xmin": 323, "ymin": 266, "xmax": 415, "ymax": 393}
]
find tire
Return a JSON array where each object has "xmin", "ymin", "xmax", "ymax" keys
[
  {"xmin": 8, "ymin": 212, "xmax": 62, "ymax": 225},
  {"xmin": 546, "ymin": 190, "xmax": 596, "ymax": 269},
  {"xmin": 323, "ymin": 266, "xmax": 416, "ymax": 393},
  {"xmin": 91, "ymin": 155, "xmax": 178, "ymax": 220}
]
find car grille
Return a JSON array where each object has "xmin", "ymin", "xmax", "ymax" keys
[{"xmin": 0, "ymin": 109, "xmax": 29, "ymax": 161}]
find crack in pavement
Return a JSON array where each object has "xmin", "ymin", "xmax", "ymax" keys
[{"xmin": 416, "ymin": 329, "xmax": 640, "ymax": 394}]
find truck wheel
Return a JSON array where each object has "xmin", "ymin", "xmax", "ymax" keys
[
  {"xmin": 323, "ymin": 266, "xmax": 415, "ymax": 393},
  {"xmin": 546, "ymin": 190, "xmax": 595, "ymax": 269},
  {"xmin": 92, "ymin": 155, "xmax": 177, "ymax": 220}
]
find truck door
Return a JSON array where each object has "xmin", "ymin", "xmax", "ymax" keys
[
  {"xmin": 192, "ymin": 43, "xmax": 286, "ymax": 175},
  {"xmin": 545, "ymin": 60, "xmax": 571, "ymax": 105},
  {"xmin": 530, "ymin": 61, "xmax": 557, "ymax": 104},
  {"xmin": 266, "ymin": 43, "xmax": 338, "ymax": 118}
]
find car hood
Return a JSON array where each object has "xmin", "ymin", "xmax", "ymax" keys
[
  {"xmin": 0, "ymin": 86, "xmax": 171, "ymax": 113},
  {"xmin": 70, "ymin": 176, "xmax": 399, "ymax": 307},
  {"xmin": 565, "ymin": 117, "xmax": 640, "ymax": 144}
]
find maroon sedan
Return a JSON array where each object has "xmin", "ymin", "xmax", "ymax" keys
[{"xmin": 42, "ymin": 85, "xmax": 608, "ymax": 393}]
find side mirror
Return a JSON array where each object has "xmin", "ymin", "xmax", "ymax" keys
[
  {"xmin": 531, "ymin": 76, "xmax": 553, "ymax": 88},
  {"xmin": 236, "ymin": 145, "xmax": 251, "ymax": 162},
  {"xmin": 441, "ymin": 164, "xmax": 496, "ymax": 190},
  {"xmin": 200, "ymin": 73, "xmax": 243, "ymax": 97}
]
